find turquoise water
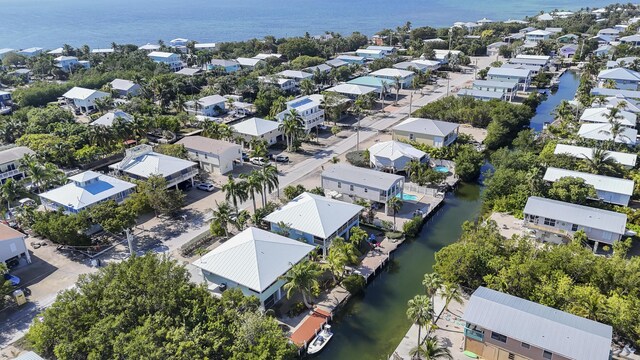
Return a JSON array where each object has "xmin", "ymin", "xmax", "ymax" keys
[
  {"xmin": 396, "ymin": 193, "xmax": 418, "ymax": 201},
  {"xmin": 529, "ymin": 70, "xmax": 581, "ymax": 131},
  {"xmin": 317, "ymin": 184, "xmax": 482, "ymax": 360},
  {"xmin": 434, "ymin": 165, "xmax": 450, "ymax": 173},
  {"xmin": 0, "ymin": 0, "xmax": 611, "ymax": 49}
]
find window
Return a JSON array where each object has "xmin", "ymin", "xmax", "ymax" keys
[
  {"xmin": 364, "ymin": 188, "xmax": 368, "ymax": 193},
  {"xmin": 350, "ymin": 185, "xmax": 354, "ymax": 191},
  {"xmin": 543, "ymin": 218, "xmax": 556, "ymax": 227},
  {"xmin": 543, "ymin": 350, "xmax": 553, "ymax": 359},
  {"xmin": 337, "ymin": 182, "xmax": 341, "ymax": 188},
  {"xmin": 409, "ymin": 133, "xmax": 415, "ymax": 140},
  {"xmin": 490, "ymin": 331, "xmax": 507, "ymax": 343},
  {"xmin": 571, "ymin": 224, "xmax": 579, "ymax": 231},
  {"xmin": 521, "ymin": 342, "xmax": 530, "ymax": 349}
]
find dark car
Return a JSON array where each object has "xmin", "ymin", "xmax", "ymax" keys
[
  {"xmin": 177, "ymin": 181, "xmax": 193, "ymax": 191},
  {"xmin": 269, "ymin": 154, "xmax": 289, "ymax": 163},
  {"xmin": 3, "ymin": 273, "xmax": 20, "ymax": 286},
  {"xmin": 242, "ymin": 152, "xmax": 250, "ymax": 161}
]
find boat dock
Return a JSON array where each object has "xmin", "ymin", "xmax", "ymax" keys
[{"xmin": 289, "ymin": 308, "xmax": 332, "ymax": 349}]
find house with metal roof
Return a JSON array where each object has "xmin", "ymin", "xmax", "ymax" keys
[
  {"xmin": 457, "ymin": 89, "xmax": 505, "ymax": 101},
  {"xmin": 275, "ymin": 95, "xmax": 324, "ymax": 133},
  {"xmin": 597, "ymin": 95, "xmax": 640, "ymax": 113},
  {"xmin": 326, "ymin": 58, "xmax": 349, "ymax": 68},
  {"xmin": 619, "ymin": 34, "xmax": 640, "ymax": 47},
  {"xmin": 543, "ymin": 167, "xmax": 634, "ymax": 206},
  {"xmin": 276, "ymin": 70, "xmax": 313, "ymax": 85},
  {"xmin": 0, "ymin": 48, "xmax": 14, "ymax": 60},
  {"xmin": 304, "ymin": 63, "xmax": 332, "ymax": 74},
  {"xmin": 147, "ymin": 51, "xmax": 183, "ymax": 72},
  {"xmin": 577, "ymin": 123, "xmax": 637, "ymax": 146},
  {"xmin": 559, "ymin": 44, "xmax": 578, "ymax": 58},
  {"xmin": 326, "ymin": 83, "xmax": 378, "ymax": 98},
  {"xmin": 0, "ymin": 223, "xmax": 30, "ymax": 268},
  {"xmin": 12, "ymin": 351, "xmax": 45, "ymax": 360},
  {"xmin": 258, "ymin": 76, "xmax": 296, "ymax": 92},
  {"xmin": 392, "ymin": 117, "xmax": 459, "ymax": 148},
  {"xmin": 176, "ymin": 67, "xmax": 204, "ymax": 77},
  {"xmin": 138, "ymin": 43, "xmax": 160, "ymax": 51},
  {"xmin": 370, "ymin": 68, "xmax": 415, "ymax": 88},
  {"xmin": 409, "ymin": 59, "xmax": 441, "ymax": 71},
  {"xmin": 336, "ymin": 54, "xmax": 365, "ymax": 64},
  {"xmin": 176, "ymin": 136, "xmax": 241, "ymax": 174},
  {"xmin": 54, "ymin": 56, "xmax": 85, "ymax": 72},
  {"xmin": 91, "ymin": 48, "xmax": 114, "ymax": 54},
  {"xmin": 39, "ymin": 171, "xmax": 136, "ymax": 214},
  {"xmin": 463, "ymin": 286, "xmax": 613, "ymax": 360},
  {"xmin": 579, "ymin": 107, "xmax": 636, "ymax": 128},
  {"xmin": 501, "ymin": 63, "xmax": 543, "ymax": 76},
  {"xmin": 194, "ymin": 42, "xmax": 216, "ymax": 51},
  {"xmin": 471, "ymin": 80, "xmax": 518, "ymax": 101},
  {"xmin": 486, "ymin": 67, "xmax": 532, "ymax": 91},
  {"xmin": 109, "ymin": 145, "xmax": 198, "ymax": 188},
  {"xmin": 366, "ymin": 45, "xmax": 396, "ymax": 55},
  {"xmin": 554, "ymin": 144, "xmax": 637, "ymax": 168},
  {"xmin": 355, "ymin": 48, "xmax": 386, "ymax": 59},
  {"xmin": 109, "ymin": 79, "xmax": 141, "ymax": 97},
  {"xmin": 590, "ymin": 87, "xmax": 640, "ymax": 99},
  {"xmin": 606, "ymin": 57, "xmax": 639, "ymax": 69},
  {"xmin": 16, "ymin": 47, "xmax": 43, "ymax": 57},
  {"xmin": 264, "ymin": 192, "xmax": 363, "ymax": 257},
  {"xmin": 193, "ymin": 227, "xmax": 315, "ymax": 308},
  {"xmin": 184, "ymin": 94, "xmax": 226, "ymax": 116},
  {"xmin": 236, "ymin": 57, "xmax": 264, "ymax": 68},
  {"xmin": 253, "ymin": 53, "xmax": 282, "ymax": 60},
  {"xmin": 393, "ymin": 61, "xmax": 430, "ymax": 72},
  {"xmin": 62, "ymin": 87, "xmax": 110, "ymax": 114},
  {"xmin": 231, "ymin": 117, "xmax": 282, "ymax": 146},
  {"xmin": 368, "ymin": 141, "xmax": 427, "ymax": 173},
  {"xmin": 487, "ymin": 41, "xmax": 508, "ymax": 56},
  {"xmin": 90, "ymin": 110, "xmax": 134, "ymax": 127},
  {"xmin": 321, "ymin": 164, "xmax": 404, "ymax": 214},
  {"xmin": 508, "ymin": 57, "xmax": 548, "ymax": 68},
  {"xmin": 347, "ymin": 76, "xmax": 395, "ymax": 96},
  {"xmin": 525, "ymin": 29, "xmax": 552, "ymax": 43},
  {"xmin": 208, "ymin": 59, "xmax": 240, "ymax": 73},
  {"xmin": 597, "ymin": 68, "xmax": 640, "ymax": 90},
  {"xmin": 0, "ymin": 146, "xmax": 35, "ymax": 184}
]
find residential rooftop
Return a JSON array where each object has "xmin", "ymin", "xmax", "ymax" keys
[{"xmin": 321, "ymin": 164, "xmax": 404, "ymax": 191}]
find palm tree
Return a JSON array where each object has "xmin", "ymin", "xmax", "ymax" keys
[
  {"xmin": 406, "ymin": 295, "xmax": 433, "ymax": 353},
  {"xmin": 599, "ymin": 119, "xmax": 627, "ymax": 149},
  {"xmin": 279, "ymin": 109, "xmax": 304, "ymax": 151},
  {"xmin": 0, "ymin": 179, "xmax": 24, "ymax": 212},
  {"xmin": 410, "ymin": 336, "xmax": 453, "ymax": 360},
  {"xmin": 281, "ymin": 259, "xmax": 321, "ymax": 309},
  {"xmin": 221, "ymin": 176, "xmax": 248, "ymax": 214},
  {"xmin": 393, "ymin": 76, "xmax": 402, "ymax": 105},
  {"xmin": 387, "ymin": 196, "xmax": 403, "ymax": 230},
  {"xmin": 324, "ymin": 246, "xmax": 348, "ymax": 283},
  {"xmin": 582, "ymin": 147, "xmax": 618, "ymax": 174},
  {"xmin": 232, "ymin": 210, "xmax": 251, "ymax": 232},
  {"xmin": 240, "ymin": 171, "xmax": 263, "ymax": 212},
  {"xmin": 261, "ymin": 165, "xmax": 279, "ymax": 202},
  {"xmin": 211, "ymin": 201, "xmax": 233, "ymax": 237},
  {"xmin": 300, "ymin": 79, "xmax": 315, "ymax": 95},
  {"xmin": 422, "ymin": 273, "xmax": 443, "ymax": 309},
  {"xmin": 434, "ymin": 283, "xmax": 463, "ymax": 323}
]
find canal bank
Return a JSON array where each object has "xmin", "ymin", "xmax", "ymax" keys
[
  {"xmin": 529, "ymin": 70, "xmax": 581, "ymax": 131},
  {"xmin": 315, "ymin": 184, "xmax": 482, "ymax": 360}
]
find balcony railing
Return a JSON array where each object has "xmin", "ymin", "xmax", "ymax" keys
[
  {"xmin": 464, "ymin": 328, "xmax": 484, "ymax": 342},
  {"xmin": 525, "ymin": 222, "xmax": 573, "ymax": 239},
  {"xmin": 0, "ymin": 169, "xmax": 21, "ymax": 180}
]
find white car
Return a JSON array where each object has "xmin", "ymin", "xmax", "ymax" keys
[
  {"xmin": 250, "ymin": 157, "xmax": 269, "ymax": 166},
  {"xmin": 196, "ymin": 183, "xmax": 215, "ymax": 192}
]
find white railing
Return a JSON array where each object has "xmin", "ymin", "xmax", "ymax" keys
[
  {"xmin": 404, "ymin": 184, "xmax": 438, "ymax": 196},
  {"xmin": 0, "ymin": 169, "xmax": 21, "ymax": 180}
]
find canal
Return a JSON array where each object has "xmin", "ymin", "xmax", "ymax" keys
[
  {"xmin": 316, "ymin": 184, "xmax": 482, "ymax": 360},
  {"xmin": 529, "ymin": 70, "xmax": 581, "ymax": 131}
]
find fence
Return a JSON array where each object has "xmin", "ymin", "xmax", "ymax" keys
[{"xmin": 404, "ymin": 183, "xmax": 439, "ymax": 196}]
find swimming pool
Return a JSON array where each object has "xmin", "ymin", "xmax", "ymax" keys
[
  {"xmin": 396, "ymin": 193, "xmax": 418, "ymax": 201},
  {"xmin": 434, "ymin": 165, "xmax": 449, "ymax": 173}
]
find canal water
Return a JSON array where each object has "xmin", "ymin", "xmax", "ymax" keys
[
  {"xmin": 529, "ymin": 70, "xmax": 581, "ymax": 131},
  {"xmin": 316, "ymin": 184, "xmax": 482, "ymax": 360}
]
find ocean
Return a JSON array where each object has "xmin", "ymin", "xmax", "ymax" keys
[{"xmin": 1, "ymin": 0, "xmax": 612, "ymax": 49}]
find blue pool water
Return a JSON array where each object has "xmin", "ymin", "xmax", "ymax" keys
[
  {"xmin": 396, "ymin": 193, "xmax": 418, "ymax": 201},
  {"xmin": 434, "ymin": 165, "xmax": 450, "ymax": 173}
]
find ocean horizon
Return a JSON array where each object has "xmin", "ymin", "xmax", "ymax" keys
[{"xmin": 1, "ymin": 0, "xmax": 613, "ymax": 50}]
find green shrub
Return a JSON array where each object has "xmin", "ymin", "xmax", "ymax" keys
[
  {"xmin": 403, "ymin": 216, "xmax": 423, "ymax": 238},
  {"xmin": 346, "ymin": 150, "xmax": 369, "ymax": 167},
  {"xmin": 342, "ymin": 274, "xmax": 366, "ymax": 295}
]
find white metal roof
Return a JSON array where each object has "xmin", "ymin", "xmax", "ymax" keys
[
  {"xmin": 194, "ymin": 43, "xmax": 216, "ymax": 49},
  {"xmin": 464, "ymin": 286, "xmax": 612, "ymax": 360},
  {"xmin": 147, "ymin": 51, "xmax": 177, "ymax": 58},
  {"xmin": 326, "ymin": 58, "xmax": 349, "ymax": 67},
  {"xmin": 543, "ymin": 167, "xmax": 634, "ymax": 196},
  {"xmin": 210, "ymin": 59, "xmax": 239, "ymax": 67},
  {"xmin": 138, "ymin": 43, "xmax": 160, "ymax": 50},
  {"xmin": 600, "ymin": 96, "xmax": 640, "ymax": 113},
  {"xmin": 457, "ymin": 89, "xmax": 504, "ymax": 100},
  {"xmin": 472, "ymin": 80, "xmax": 518, "ymax": 89},
  {"xmin": 370, "ymin": 68, "xmax": 414, "ymax": 78},
  {"xmin": 580, "ymin": 107, "xmax": 636, "ymax": 127},
  {"xmin": 393, "ymin": 117, "xmax": 459, "ymax": 136},
  {"xmin": 62, "ymin": 87, "xmax": 109, "ymax": 101},
  {"xmin": 356, "ymin": 48, "xmax": 385, "ymax": 55},
  {"xmin": 91, "ymin": 110, "xmax": 133, "ymax": 127},
  {"xmin": 554, "ymin": 144, "xmax": 637, "ymax": 167},
  {"xmin": 231, "ymin": 117, "xmax": 280, "ymax": 137},
  {"xmin": 304, "ymin": 64, "xmax": 332, "ymax": 73},
  {"xmin": 193, "ymin": 227, "xmax": 314, "ymax": 293},
  {"xmin": 598, "ymin": 67, "xmax": 640, "ymax": 81},
  {"xmin": 91, "ymin": 48, "xmax": 114, "ymax": 54},
  {"xmin": 109, "ymin": 146, "xmax": 196, "ymax": 178},
  {"xmin": 410, "ymin": 59, "xmax": 441, "ymax": 68},
  {"xmin": 277, "ymin": 70, "xmax": 313, "ymax": 80},
  {"xmin": 326, "ymin": 83, "xmax": 378, "ymax": 96},
  {"xmin": 526, "ymin": 29, "xmax": 552, "ymax": 36},
  {"xmin": 39, "ymin": 171, "xmax": 136, "ymax": 211},
  {"xmin": 176, "ymin": 68, "xmax": 203, "ymax": 76},
  {"xmin": 322, "ymin": 164, "xmax": 404, "ymax": 191},
  {"xmin": 263, "ymin": 192, "xmax": 363, "ymax": 239},
  {"xmin": 54, "ymin": 56, "xmax": 77, "ymax": 62},
  {"xmin": 198, "ymin": 94, "xmax": 226, "ymax": 107},
  {"xmin": 393, "ymin": 61, "xmax": 428, "ymax": 71},
  {"xmin": 12, "ymin": 351, "xmax": 45, "ymax": 360},
  {"xmin": 369, "ymin": 141, "xmax": 426, "ymax": 170},
  {"xmin": 336, "ymin": 55, "xmax": 365, "ymax": 61},
  {"xmin": 236, "ymin": 57, "xmax": 263, "ymax": 67},
  {"xmin": 253, "ymin": 53, "xmax": 282, "ymax": 60},
  {"xmin": 578, "ymin": 123, "xmax": 637, "ymax": 145},
  {"xmin": 487, "ymin": 67, "xmax": 532, "ymax": 78},
  {"xmin": 0, "ymin": 146, "xmax": 34, "ymax": 165},
  {"xmin": 176, "ymin": 136, "xmax": 240, "ymax": 155},
  {"xmin": 110, "ymin": 79, "xmax": 138, "ymax": 92}
]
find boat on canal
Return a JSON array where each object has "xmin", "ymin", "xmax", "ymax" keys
[{"xmin": 307, "ymin": 325, "xmax": 333, "ymax": 354}]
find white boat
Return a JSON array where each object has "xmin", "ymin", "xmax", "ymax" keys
[{"xmin": 307, "ymin": 324, "xmax": 333, "ymax": 354}]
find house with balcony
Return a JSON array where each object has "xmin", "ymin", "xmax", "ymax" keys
[
  {"xmin": 368, "ymin": 141, "xmax": 427, "ymax": 173},
  {"xmin": 147, "ymin": 51, "xmax": 183, "ymax": 72},
  {"xmin": 512, "ymin": 54, "xmax": 551, "ymax": 67},
  {"xmin": 471, "ymin": 80, "xmax": 518, "ymax": 101},
  {"xmin": 321, "ymin": 164, "xmax": 404, "ymax": 214},
  {"xmin": 486, "ymin": 67, "xmax": 532, "ymax": 91},
  {"xmin": 231, "ymin": 117, "xmax": 282, "ymax": 146},
  {"xmin": 61, "ymin": 87, "xmax": 110, "ymax": 114},
  {"xmin": 39, "ymin": 171, "xmax": 136, "ymax": 214},
  {"xmin": 276, "ymin": 95, "xmax": 324, "ymax": 133},
  {"xmin": 109, "ymin": 79, "xmax": 141, "ymax": 97},
  {"xmin": 554, "ymin": 144, "xmax": 637, "ymax": 169},
  {"xmin": 258, "ymin": 76, "xmax": 296, "ymax": 92},
  {"xmin": 524, "ymin": 29, "xmax": 552, "ymax": 43},
  {"xmin": 501, "ymin": 63, "xmax": 543, "ymax": 76},
  {"xmin": 54, "ymin": 56, "xmax": 86, "ymax": 72},
  {"xmin": 463, "ymin": 286, "xmax": 612, "ymax": 360},
  {"xmin": 264, "ymin": 192, "xmax": 363, "ymax": 257},
  {"xmin": 176, "ymin": 136, "xmax": 241, "ymax": 174},
  {"xmin": 184, "ymin": 95, "xmax": 226, "ymax": 116},
  {"xmin": 208, "ymin": 59, "xmax": 240, "ymax": 73},
  {"xmin": 355, "ymin": 48, "xmax": 386, "ymax": 59},
  {"xmin": 0, "ymin": 91, "xmax": 12, "ymax": 109},
  {"xmin": 597, "ymin": 67, "xmax": 640, "ymax": 90},
  {"xmin": 276, "ymin": 70, "xmax": 313, "ymax": 86},
  {"xmin": 392, "ymin": 117, "xmax": 459, "ymax": 148},
  {"xmin": 193, "ymin": 227, "xmax": 315, "ymax": 308},
  {"xmin": 543, "ymin": 167, "xmax": 634, "ymax": 206},
  {"xmin": 0, "ymin": 224, "xmax": 31, "ymax": 268},
  {"xmin": 0, "ymin": 147, "xmax": 35, "ymax": 184},
  {"xmin": 366, "ymin": 45, "xmax": 396, "ymax": 56},
  {"xmin": 370, "ymin": 68, "xmax": 415, "ymax": 89},
  {"xmin": 524, "ymin": 196, "xmax": 627, "ymax": 250},
  {"xmin": 487, "ymin": 41, "xmax": 508, "ymax": 56},
  {"xmin": 109, "ymin": 144, "xmax": 198, "ymax": 189},
  {"xmin": 336, "ymin": 55, "xmax": 365, "ymax": 65},
  {"xmin": 619, "ymin": 34, "xmax": 640, "ymax": 47}
]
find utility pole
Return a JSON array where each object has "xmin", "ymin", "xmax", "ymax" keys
[{"xmin": 409, "ymin": 92, "xmax": 413, "ymax": 116}]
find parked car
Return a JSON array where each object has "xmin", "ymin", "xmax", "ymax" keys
[
  {"xmin": 242, "ymin": 152, "xmax": 250, "ymax": 161},
  {"xmin": 3, "ymin": 273, "xmax": 20, "ymax": 286},
  {"xmin": 250, "ymin": 157, "xmax": 269, "ymax": 166},
  {"xmin": 177, "ymin": 181, "xmax": 193, "ymax": 191},
  {"xmin": 196, "ymin": 182, "xmax": 215, "ymax": 192},
  {"xmin": 272, "ymin": 154, "xmax": 289, "ymax": 163},
  {"xmin": 318, "ymin": 124, "xmax": 328, "ymax": 131}
]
